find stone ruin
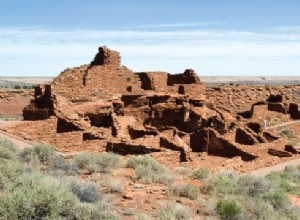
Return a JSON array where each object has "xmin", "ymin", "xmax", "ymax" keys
[{"xmin": 18, "ymin": 46, "xmax": 299, "ymax": 162}]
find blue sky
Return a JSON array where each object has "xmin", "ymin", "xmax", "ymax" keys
[{"xmin": 1, "ymin": 0, "xmax": 300, "ymax": 76}]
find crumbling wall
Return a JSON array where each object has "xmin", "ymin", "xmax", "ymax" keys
[
  {"xmin": 190, "ymin": 128, "xmax": 256, "ymax": 161},
  {"xmin": 167, "ymin": 69, "xmax": 201, "ymax": 85},
  {"xmin": 91, "ymin": 46, "xmax": 121, "ymax": 67},
  {"xmin": 23, "ymin": 85, "xmax": 54, "ymax": 120},
  {"xmin": 235, "ymin": 128, "xmax": 258, "ymax": 145},
  {"xmin": 7, "ymin": 117, "xmax": 58, "ymax": 142},
  {"xmin": 138, "ymin": 72, "xmax": 168, "ymax": 91},
  {"xmin": 289, "ymin": 103, "xmax": 300, "ymax": 119}
]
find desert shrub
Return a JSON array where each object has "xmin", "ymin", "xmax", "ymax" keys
[
  {"xmin": 49, "ymin": 155, "xmax": 78, "ymax": 175},
  {"xmin": 73, "ymin": 200, "xmax": 118, "ymax": 220},
  {"xmin": 158, "ymin": 203, "xmax": 190, "ymax": 220},
  {"xmin": 241, "ymin": 198, "xmax": 282, "ymax": 220},
  {"xmin": 285, "ymin": 206, "xmax": 300, "ymax": 220},
  {"xmin": 280, "ymin": 126, "xmax": 294, "ymax": 138},
  {"xmin": 192, "ymin": 167, "xmax": 210, "ymax": 180},
  {"xmin": 74, "ymin": 151, "xmax": 124, "ymax": 173},
  {"xmin": 105, "ymin": 178, "xmax": 123, "ymax": 193},
  {"xmin": 73, "ymin": 151, "xmax": 93, "ymax": 169},
  {"xmin": 237, "ymin": 174, "xmax": 271, "ymax": 197},
  {"xmin": 263, "ymin": 190, "xmax": 291, "ymax": 210},
  {"xmin": 175, "ymin": 166, "xmax": 191, "ymax": 176},
  {"xmin": 136, "ymin": 212, "xmax": 152, "ymax": 220},
  {"xmin": 205, "ymin": 171, "xmax": 237, "ymax": 196},
  {"xmin": 95, "ymin": 152, "xmax": 124, "ymax": 173},
  {"xmin": 216, "ymin": 199, "xmax": 241, "ymax": 220},
  {"xmin": 0, "ymin": 138, "xmax": 17, "ymax": 160},
  {"xmin": 13, "ymin": 85, "xmax": 21, "ymax": 89},
  {"xmin": 0, "ymin": 173, "xmax": 78, "ymax": 220},
  {"xmin": 288, "ymin": 138, "xmax": 300, "ymax": 146},
  {"xmin": 168, "ymin": 183, "xmax": 200, "ymax": 200},
  {"xmin": 123, "ymin": 208, "xmax": 135, "ymax": 216},
  {"xmin": 19, "ymin": 144, "xmax": 55, "ymax": 164},
  {"xmin": 197, "ymin": 197, "xmax": 217, "ymax": 216},
  {"xmin": 267, "ymin": 166, "xmax": 300, "ymax": 196},
  {"xmin": 67, "ymin": 179, "xmax": 101, "ymax": 203},
  {"xmin": 127, "ymin": 155, "xmax": 174, "ymax": 184},
  {"xmin": 0, "ymin": 160, "xmax": 25, "ymax": 189}
]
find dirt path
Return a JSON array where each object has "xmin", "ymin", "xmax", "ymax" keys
[
  {"xmin": 249, "ymin": 157, "xmax": 300, "ymax": 177},
  {"xmin": 266, "ymin": 119, "xmax": 300, "ymax": 130},
  {"xmin": 0, "ymin": 130, "xmax": 35, "ymax": 148}
]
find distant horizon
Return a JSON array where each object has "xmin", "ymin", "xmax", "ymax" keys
[{"xmin": 1, "ymin": 0, "xmax": 300, "ymax": 76}]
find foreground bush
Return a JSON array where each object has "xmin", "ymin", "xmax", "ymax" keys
[
  {"xmin": 204, "ymin": 171, "xmax": 237, "ymax": 196},
  {"xmin": 49, "ymin": 155, "xmax": 79, "ymax": 175},
  {"xmin": 0, "ymin": 138, "xmax": 17, "ymax": 160},
  {"xmin": 127, "ymin": 155, "xmax": 173, "ymax": 184},
  {"xmin": 267, "ymin": 166, "xmax": 300, "ymax": 196},
  {"xmin": 67, "ymin": 179, "xmax": 101, "ymax": 203},
  {"xmin": 0, "ymin": 173, "xmax": 77, "ymax": 219},
  {"xmin": 74, "ymin": 151, "xmax": 124, "ymax": 173},
  {"xmin": 19, "ymin": 144, "xmax": 55, "ymax": 164},
  {"xmin": 0, "ymin": 160, "xmax": 25, "ymax": 190},
  {"xmin": 216, "ymin": 199, "xmax": 241, "ymax": 220},
  {"xmin": 237, "ymin": 175, "xmax": 271, "ymax": 197},
  {"xmin": 73, "ymin": 200, "xmax": 118, "ymax": 220},
  {"xmin": 168, "ymin": 183, "xmax": 200, "ymax": 200},
  {"xmin": 192, "ymin": 167, "xmax": 210, "ymax": 180},
  {"xmin": 158, "ymin": 203, "xmax": 190, "ymax": 220}
]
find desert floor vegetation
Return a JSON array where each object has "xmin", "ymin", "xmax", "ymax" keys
[{"xmin": 0, "ymin": 137, "xmax": 300, "ymax": 219}]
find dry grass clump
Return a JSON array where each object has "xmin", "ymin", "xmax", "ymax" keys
[
  {"xmin": 74, "ymin": 151, "xmax": 125, "ymax": 174},
  {"xmin": 127, "ymin": 155, "xmax": 174, "ymax": 184}
]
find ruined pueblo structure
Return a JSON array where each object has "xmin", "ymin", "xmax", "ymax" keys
[{"xmin": 7, "ymin": 46, "xmax": 300, "ymax": 169}]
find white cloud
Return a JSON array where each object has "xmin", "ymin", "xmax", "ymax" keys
[
  {"xmin": 0, "ymin": 27, "xmax": 300, "ymax": 76},
  {"xmin": 136, "ymin": 22, "xmax": 216, "ymax": 28}
]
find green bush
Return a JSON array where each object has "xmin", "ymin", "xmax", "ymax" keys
[
  {"xmin": 74, "ymin": 151, "xmax": 124, "ymax": 173},
  {"xmin": 267, "ymin": 166, "xmax": 300, "ymax": 196},
  {"xmin": 73, "ymin": 200, "xmax": 118, "ymax": 220},
  {"xmin": 175, "ymin": 166, "xmax": 191, "ymax": 176},
  {"xmin": 0, "ymin": 173, "xmax": 78, "ymax": 220},
  {"xmin": 0, "ymin": 160, "xmax": 25, "ymax": 190},
  {"xmin": 216, "ymin": 199, "xmax": 241, "ymax": 220},
  {"xmin": 67, "ymin": 179, "xmax": 101, "ymax": 203},
  {"xmin": 0, "ymin": 138, "xmax": 17, "ymax": 160},
  {"xmin": 192, "ymin": 167, "xmax": 210, "ymax": 180},
  {"xmin": 205, "ymin": 171, "xmax": 237, "ymax": 196},
  {"xmin": 105, "ymin": 178, "xmax": 123, "ymax": 193},
  {"xmin": 13, "ymin": 85, "xmax": 21, "ymax": 89},
  {"xmin": 127, "ymin": 155, "xmax": 173, "ymax": 184},
  {"xmin": 136, "ymin": 212, "xmax": 152, "ymax": 220},
  {"xmin": 168, "ymin": 183, "xmax": 200, "ymax": 200},
  {"xmin": 237, "ymin": 175, "xmax": 271, "ymax": 197},
  {"xmin": 49, "ymin": 155, "xmax": 78, "ymax": 175},
  {"xmin": 19, "ymin": 144, "xmax": 55, "ymax": 164},
  {"xmin": 158, "ymin": 203, "xmax": 190, "ymax": 220},
  {"xmin": 241, "ymin": 198, "xmax": 281, "ymax": 220},
  {"xmin": 263, "ymin": 190, "xmax": 291, "ymax": 210}
]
